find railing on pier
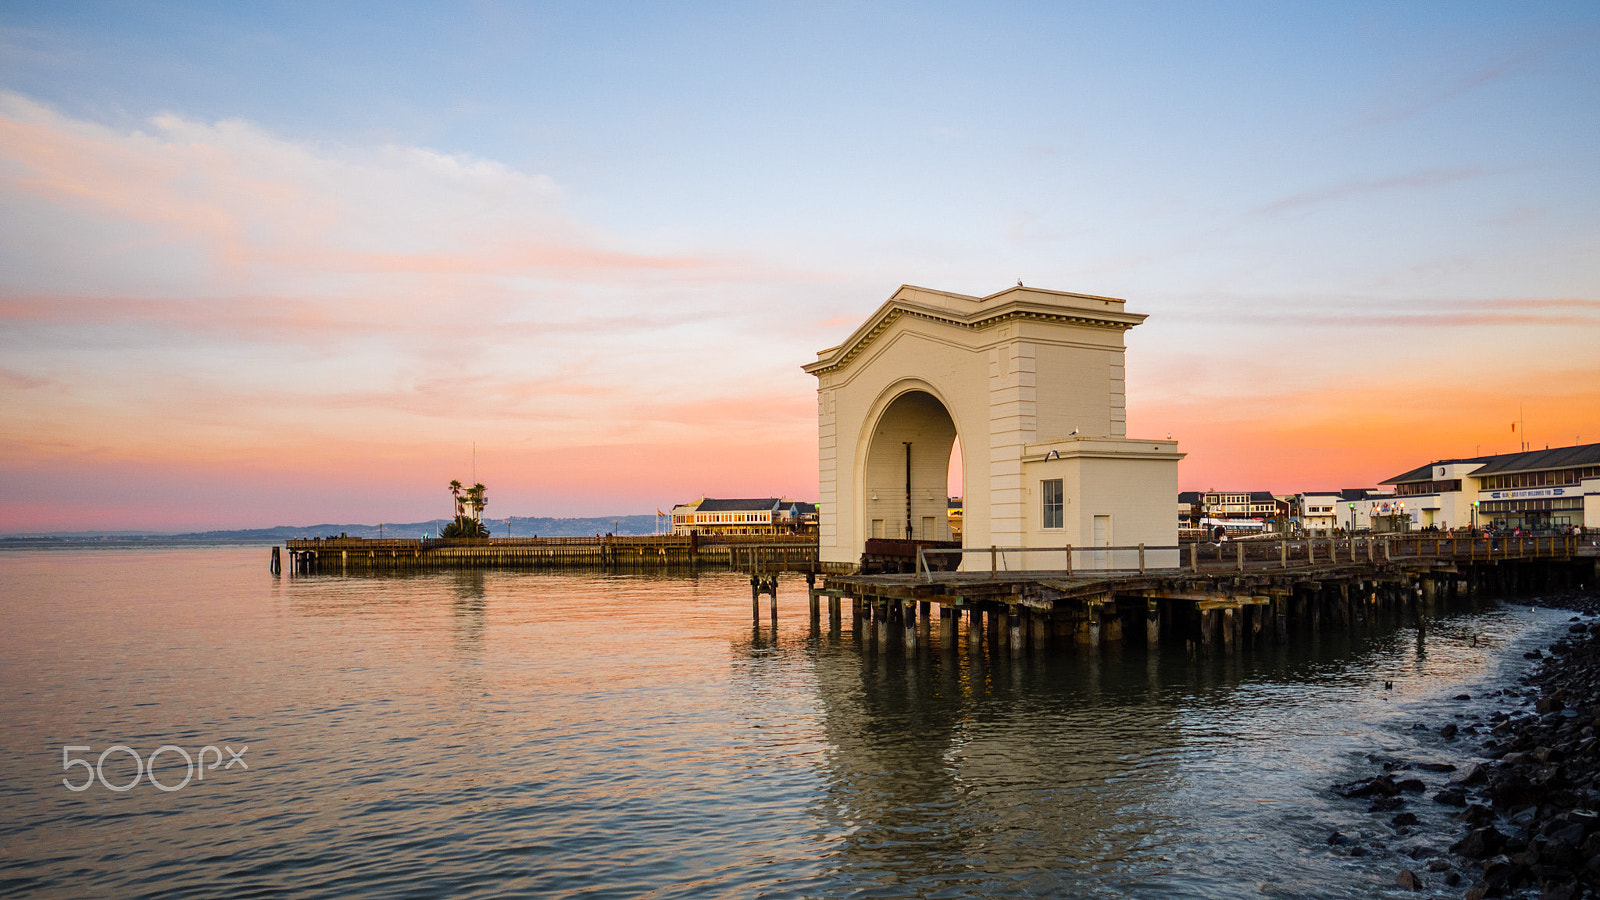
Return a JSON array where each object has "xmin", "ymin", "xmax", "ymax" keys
[{"xmin": 913, "ymin": 534, "xmax": 1585, "ymax": 583}]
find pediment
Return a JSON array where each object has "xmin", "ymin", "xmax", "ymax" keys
[{"xmin": 803, "ymin": 284, "xmax": 1146, "ymax": 376}]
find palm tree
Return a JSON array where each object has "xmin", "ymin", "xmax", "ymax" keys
[
  {"xmin": 449, "ymin": 479, "xmax": 464, "ymax": 518},
  {"xmin": 467, "ymin": 483, "xmax": 488, "ymax": 522}
]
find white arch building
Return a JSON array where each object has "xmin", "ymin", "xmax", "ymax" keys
[{"xmin": 804, "ymin": 284, "xmax": 1184, "ymax": 572}]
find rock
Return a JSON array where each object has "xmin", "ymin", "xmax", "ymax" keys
[
  {"xmin": 1328, "ymin": 830, "xmax": 1352, "ymax": 846},
  {"xmin": 1456, "ymin": 693, "xmax": 1474, "ymax": 700},
  {"xmin": 1333, "ymin": 774, "xmax": 1400, "ymax": 798},
  {"xmin": 1392, "ymin": 812, "xmax": 1420, "ymax": 827},
  {"xmin": 1419, "ymin": 762, "xmax": 1458, "ymax": 773},
  {"xmin": 1532, "ymin": 746, "xmax": 1563, "ymax": 764},
  {"xmin": 1569, "ymin": 623, "xmax": 1588, "ymax": 633},
  {"xmin": 1480, "ymin": 854, "xmax": 1520, "ymax": 892},
  {"xmin": 1441, "ymin": 723, "xmax": 1460, "ymax": 739},
  {"xmin": 1397, "ymin": 778, "xmax": 1426, "ymax": 793},
  {"xmin": 1490, "ymin": 773, "xmax": 1541, "ymax": 807},
  {"xmin": 1395, "ymin": 868, "xmax": 1423, "ymax": 890},
  {"xmin": 1369, "ymin": 796, "xmax": 1406, "ymax": 812},
  {"xmin": 1527, "ymin": 650, "xmax": 1545, "ymax": 659},
  {"xmin": 1453, "ymin": 764, "xmax": 1489, "ymax": 786},
  {"xmin": 1434, "ymin": 787, "xmax": 1469, "ymax": 807},
  {"xmin": 1452, "ymin": 826, "xmax": 1507, "ymax": 859},
  {"xmin": 1426, "ymin": 858, "xmax": 1452, "ymax": 872},
  {"xmin": 1541, "ymin": 883, "xmax": 1579, "ymax": 900},
  {"xmin": 1462, "ymin": 804, "xmax": 1496, "ymax": 825},
  {"xmin": 1565, "ymin": 809, "xmax": 1598, "ymax": 835}
]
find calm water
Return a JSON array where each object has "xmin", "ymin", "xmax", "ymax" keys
[{"xmin": 0, "ymin": 545, "xmax": 1577, "ymax": 898}]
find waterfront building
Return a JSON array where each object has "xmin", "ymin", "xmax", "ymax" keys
[
  {"xmin": 670, "ymin": 497, "xmax": 818, "ymax": 535},
  {"xmin": 1298, "ymin": 489, "xmax": 1391, "ymax": 535},
  {"xmin": 1178, "ymin": 491, "xmax": 1201, "ymax": 530},
  {"xmin": 1192, "ymin": 490, "xmax": 1281, "ymax": 534},
  {"xmin": 805, "ymin": 284, "xmax": 1182, "ymax": 572},
  {"xmin": 1383, "ymin": 443, "xmax": 1600, "ymax": 531}
]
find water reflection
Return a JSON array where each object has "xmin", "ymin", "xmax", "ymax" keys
[
  {"xmin": 7, "ymin": 551, "xmax": 1557, "ymax": 900},
  {"xmin": 802, "ymin": 626, "xmax": 1187, "ymax": 894},
  {"xmin": 725, "ymin": 587, "xmax": 1551, "ymax": 898}
]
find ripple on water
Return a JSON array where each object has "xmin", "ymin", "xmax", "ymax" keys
[{"xmin": 0, "ymin": 548, "xmax": 1574, "ymax": 899}]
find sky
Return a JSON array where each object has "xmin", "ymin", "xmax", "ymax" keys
[{"xmin": 1, "ymin": 1, "xmax": 1597, "ymax": 532}]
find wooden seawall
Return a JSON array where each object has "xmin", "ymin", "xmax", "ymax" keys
[
  {"xmin": 280, "ymin": 534, "xmax": 819, "ymax": 575},
  {"xmin": 807, "ymin": 534, "xmax": 1600, "ymax": 657}
]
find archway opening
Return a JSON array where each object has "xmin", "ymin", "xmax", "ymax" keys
[{"xmin": 863, "ymin": 390, "xmax": 959, "ymax": 542}]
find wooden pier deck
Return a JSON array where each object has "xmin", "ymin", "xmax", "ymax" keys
[
  {"xmin": 277, "ymin": 533, "xmax": 820, "ymax": 575},
  {"xmin": 807, "ymin": 534, "xmax": 1599, "ymax": 656}
]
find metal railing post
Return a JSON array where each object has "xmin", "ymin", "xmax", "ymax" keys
[{"xmin": 1139, "ymin": 543, "xmax": 1146, "ymax": 574}]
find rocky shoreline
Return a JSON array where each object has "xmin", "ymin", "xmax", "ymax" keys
[{"xmin": 1329, "ymin": 590, "xmax": 1600, "ymax": 898}]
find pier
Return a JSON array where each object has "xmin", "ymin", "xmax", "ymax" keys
[
  {"xmin": 809, "ymin": 534, "xmax": 1600, "ymax": 656},
  {"xmin": 280, "ymin": 533, "xmax": 819, "ymax": 575}
]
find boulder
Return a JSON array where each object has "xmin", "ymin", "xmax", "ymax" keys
[{"xmin": 1452, "ymin": 826, "xmax": 1507, "ymax": 859}]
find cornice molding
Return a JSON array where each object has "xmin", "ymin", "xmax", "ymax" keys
[{"xmin": 804, "ymin": 295, "xmax": 1145, "ymax": 376}]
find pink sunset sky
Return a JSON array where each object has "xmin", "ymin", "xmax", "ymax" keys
[{"xmin": 2, "ymin": 4, "xmax": 1597, "ymax": 532}]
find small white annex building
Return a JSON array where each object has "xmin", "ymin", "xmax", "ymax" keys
[{"xmin": 804, "ymin": 284, "xmax": 1183, "ymax": 572}]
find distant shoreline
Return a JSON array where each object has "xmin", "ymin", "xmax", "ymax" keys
[{"xmin": 0, "ymin": 514, "xmax": 666, "ymax": 544}]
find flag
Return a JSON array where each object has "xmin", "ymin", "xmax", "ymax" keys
[
  {"xmin": 656, "ymin": 508, "xmax": 665, "ymax": 516},
  {"xmin": 1511, "ymin": 423, "xmax": 1516, "ymax": 432}
]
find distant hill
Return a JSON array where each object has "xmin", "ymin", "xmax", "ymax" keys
[{"xmin": 0, "ymin": 514, "xmax": 666, "ymax": 544}]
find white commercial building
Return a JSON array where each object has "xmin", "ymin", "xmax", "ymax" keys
[{"xmin": 1383, "ymin": 444, "xmax": 1600, "ymax": 532}]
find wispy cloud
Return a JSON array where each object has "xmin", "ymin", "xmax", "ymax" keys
[
  {"xmin": 1356, "ymin": 27, "xmax": 1600, "ymax": 130},
  {"xmin": 0, "ymin": 367, "xmax": 49, "ymax": 389},
  {"xmin": 1250, "ymin": 167, "xmax": 1492, "ymax": 217},
  {"xmin": 0, "ymin": 93, "xmax": 840, "ymax": 529}
]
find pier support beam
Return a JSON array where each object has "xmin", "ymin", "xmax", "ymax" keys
[
  {"xmin": 1146, "ymin": 600, "xmax": 1160, "ymax": 649},
  {"xmin": 1008, "ymin": 607, "xmax": 1023, "ymax": 658},
  {"xmin": 1076, "ymin": 608, "xmax": 1102, "ymax": 649},
  {"xmin": 1030, "ymin": 609, "xmax": 1049, "ymax": 652}
]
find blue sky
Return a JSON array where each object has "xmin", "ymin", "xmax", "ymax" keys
[{"xmin": 2, "ymin": 2, "xmax": 1597, "ymax": 529}]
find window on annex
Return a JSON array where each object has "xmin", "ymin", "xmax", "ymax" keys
[{"xmin": 1041, "ymin": 479, "xmax": 1064, "ymax": 529}]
